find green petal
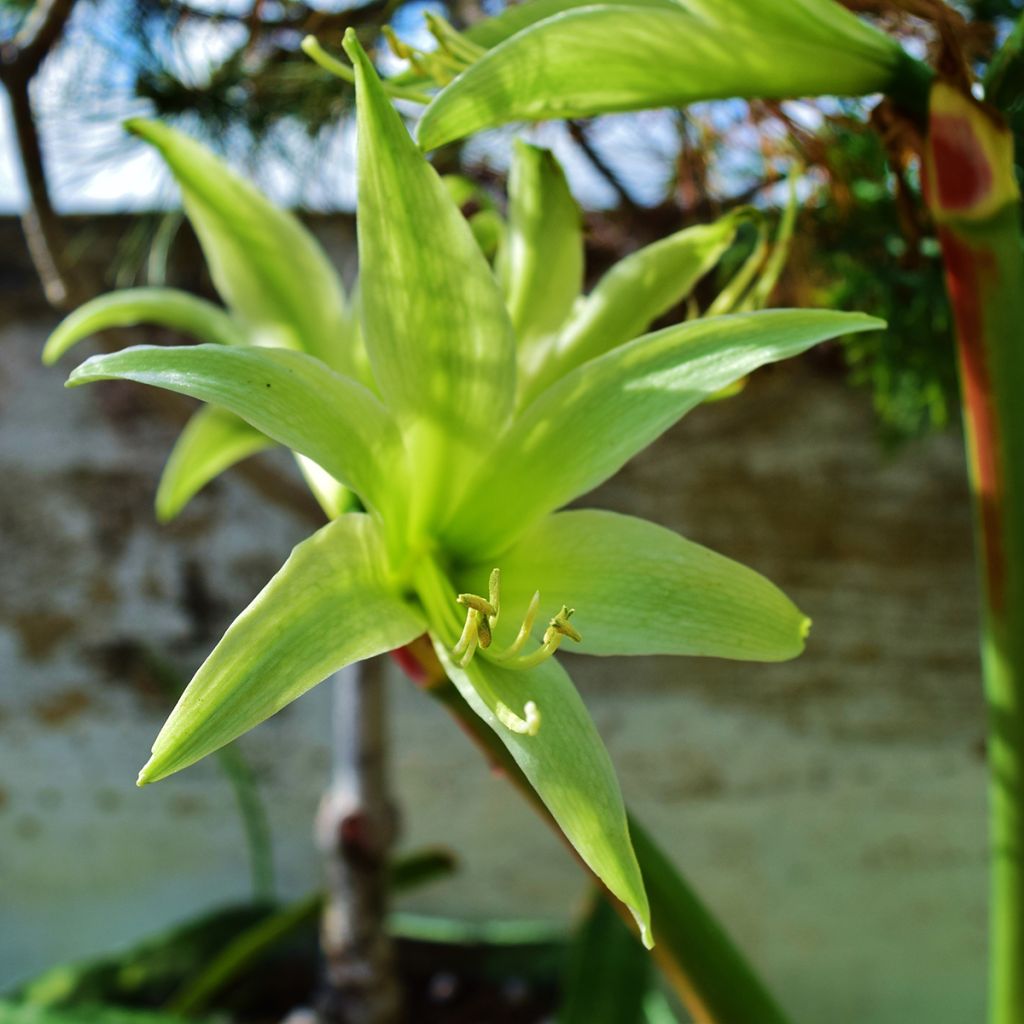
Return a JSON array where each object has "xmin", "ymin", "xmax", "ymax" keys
[
  {"xmin": 469, "ymin": 509, "xmax": 809, "ymax": 661},
  {"xmin": 464, "ymin": 0, "xmax": 681, "ymax": 48},
  {"xmin": 43, "ymin": 287, "xmax": 246, "ymax": 365},
  {"xmin": 417, "ymin": 2, "xmax": 909, "ymax": 151},
  {"xmin": 445, "ymin": 309, "xmax": 883, "ymax": 558},
  {"xmin": 418, "ymin": 554, "xmax": 650, "ymax": 944},
  {"xmin": 501, "ymin": 141, "xmax": 583, "ymax": 353},
  {"xmin": 125, "ymin": 119, "xmax": 354, "ymax": 373},
  {"xmin": 525, "ymin": 211, "xmax": 746, "ymax": 400},
  {"xmin": 295, "ymin": 455, "xmax": 357, "ymax": 521},
  {"xmin": 156, "ymin": 405, "xmax": 275, "ymax": 523},
  {"xmin": 67, "ymin": 345, "xmax": 405, "ymax": 521},
  {"xmin": 139, "ymin": 514, "xmax": 424, "ymax": 784},
  {"xmin": 344, "ymin": 31, "xmax": 516, "ymax": 524}
]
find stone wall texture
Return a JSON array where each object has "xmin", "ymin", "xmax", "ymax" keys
[{"xmin": 0, "ymin": 216, "xmax": 986, "ymax": 1022}]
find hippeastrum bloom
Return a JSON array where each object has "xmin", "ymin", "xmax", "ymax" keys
[
  {"xmin": 409, "ymin": 0, "xmax": 930, "ymax": 151},
  {"xmin": 48, "ymin": 31, "xmax": 881, "ymax": 945}
]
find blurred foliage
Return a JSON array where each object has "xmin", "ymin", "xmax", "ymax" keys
[{"xmin": 804, "ymin": 117, "xmax": 960, "ymax": 445}]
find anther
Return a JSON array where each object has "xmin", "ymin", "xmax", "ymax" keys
[
  {"xmin": 547, "ymin": 606, "xmax": 581, "ymax": 644},
  {"xmin": 457, "ymin": 593, "xmax": 496, "ymax": 617}
]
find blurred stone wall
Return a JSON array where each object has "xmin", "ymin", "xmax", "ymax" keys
[{"xmin": 0, "ymin": 215, "xmax": 986, "ymax": 1022}]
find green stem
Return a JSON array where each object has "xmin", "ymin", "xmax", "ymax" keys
[{"xmin": 924, "ymin": 81, "xmax": 1024, "ymax": 1024}]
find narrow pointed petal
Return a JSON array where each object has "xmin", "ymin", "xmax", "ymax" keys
[
  {"xmin": 433, "ymin": 639, "xmax": 652, "ymax": 946},
  {"xmin": 444, "ymin": 310, "xmax": 883, "ymax": 558},
  {"xmin": 67, "ymin": 345, "xmax": 405, "ymax": 519},
  {"xmin": 469, "ymin": 510, "xmax": 809, "ymax": 661},
  {"xmin": 344, "ymin": 32, "xmax": 516, "ymax": 490},
  {"xmin": 125, "ymin": 119, "xmax": 354, "ymax": 373},
  {"xmin": 464, "ymin": 0, "xmax": 681, "ymax": 49},
  {"xmin": 139, "ymin": 514, "xmax": 425, "ymax": 784},
  {"xmin": 526, "ymin": 212, "xmax": 746, "ymax": 399},
  {"xmin": 43, "ymin": 287, "xmax": 246, "ymax": 365},
  {"xmin": 156, "ymin": 406, "xmax": 274, "ymax": 522},
  {"xmin": 417, "ymin": 2, "xmax": 914, "ymax": 151},
  {"xmin": 502, "ymin": 140, "xmax": 583, "ymax": 352},
  {"xmin": 295, "ymin": 454, "xmax": 356, "ymax": 520}
]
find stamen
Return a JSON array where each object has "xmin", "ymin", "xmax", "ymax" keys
[
  {"xmin": 453, "ymin": 608, "xmax": 479, "ymax": 659},
  {"xmin": 549, "ymin": 606, "xmax": 582, "ymax": 643},
  {"xmin": 491, "ymin": 590, "xmax": 541, "ymax": 662},
  {"xmin": 488, "ymin": 568, "xmax": 501, "ymax": 626},
  {"xmin": 476, "ymin": 613, "xmax": 492, "ymax": 649},
  {"xmin": 452, "ymin": 575, "xmax": 581, "ymax": 673},
  {"xmin": 457, "ymin": 592, "xmax": 497, "ymax": 617}
]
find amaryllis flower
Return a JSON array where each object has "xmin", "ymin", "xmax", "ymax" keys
[{"xmin": 48, "ymin": 31, "xmax": 881, "ymax": 944}]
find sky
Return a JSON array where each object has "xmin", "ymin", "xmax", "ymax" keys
[{"xmin": 0, "ymin": 0, "xmax": 724, "ymax": 217}]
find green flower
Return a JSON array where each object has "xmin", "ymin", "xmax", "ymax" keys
[{"xmin": 48, "ymin": 31, "xmax": 881, "ymax": 945}]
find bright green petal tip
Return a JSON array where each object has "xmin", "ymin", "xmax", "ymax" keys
[{"xmin": 801, "ymin": 616, "xmax": 813, "ymax": 641}]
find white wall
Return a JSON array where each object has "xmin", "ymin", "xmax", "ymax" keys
[{"xmin": 0, "ymin": 285, "xmax": 986, "ymax": 1022}]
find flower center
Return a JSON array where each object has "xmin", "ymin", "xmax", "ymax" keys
[{"xmin": 453, "ymin": 568, "xmax": 582, "ymax": 671}]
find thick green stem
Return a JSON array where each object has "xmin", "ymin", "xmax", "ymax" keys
[{"xmin": 924, "ymin": 81, "xmax": 1024, "ymax": 1024}]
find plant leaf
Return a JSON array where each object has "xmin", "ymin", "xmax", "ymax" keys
[
  {"xmin": 558, "ymin": 889, "xmax": 651, "ymax": 1024},
  {"xmin": 417, "ymin": 2, "xmax": 909, "ymax": 151},
  {"xmin": 432, "ymin": 637, "xmax": 652, "ymax": 947},
  {"xmin": 156, "ymin": 406, "xmax": 275, "ymax": 522},
  {"xmin": 43, "ymin": 287, "xmax": 246, "ymax": 365},
  {"xmin": 67, "ymin": 345, "xmax": 405, "ymax": 520},
  {"xmin": 444, "ymin": 310, "xmax": 883, "ymax": 558},
  {"xmin": 467, "ymin": 509, "xmax": 809, "ymax": 661},
  {"xmin": 125, "ymin": 119, "xmax": 354, "ymax": 373},
  {"xmin": 344, "ymin": 30, "xmax": 516, "ymax": 526},
  {"xmin": 526, "ymin": 211, "xmax": 746, "ymax": 399},
  {"xmin": 501, "ymin": 140, "xmax": 583, "ymax": 354},
  {"xmin": 139, "ymin": 514, "xmax": 424, "ymax": 784}
]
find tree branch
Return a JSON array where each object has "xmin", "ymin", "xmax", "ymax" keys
[
  {"xmin": 316, "ymin": 658, "xmax": 401, "ymax": 1024},
  {"xmin": 568, "ymin": 119, "xmax": 641, "ymax": 212},
  {"xmin": 4, "ymin": 0, "xmax": 78, "ymax": 78}
]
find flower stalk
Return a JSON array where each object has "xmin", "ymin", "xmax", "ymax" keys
[{"xmin": 923, "ymin": 80, "xmax": 1024, "ymax": 1024}]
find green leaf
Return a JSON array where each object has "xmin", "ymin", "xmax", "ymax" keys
[
  {"xmin": 344, "ymin": 30, "xmax": 516, "ymax": 528},
  {"xmin": 526, "ymin": 211, "xmax": 746, "ymax": 399},
  {"xmin": 139, "ymin": 514, "xmax": 424, "ymax": 784},
  {"xmin": 417, "ymin": 2, "xmax": 909, "ymax": 151},
  {"xmin": 155, "ymin": 406, "xmax": 274, "ymax": 522},
  {"xmin": 42, "ymin": 287, "xmax": 246, "ymax": 365},
  {"xmin": 67, "ymin": 345, "xmax": 405, "ymax": 521},
  {"xmin": 501, "ymin": 141, "xmax": 583, "ymax": 354},
  {"xmin": 125, "ymin": 119, "xmax": 353, "ymax": 373},
  {"xmin": 469, "ymin": 509, "xmax": 809, "ymax": 661},
  {"xmin": 431, "ymin": 637, "xmax": 651, "ymax": 947},
  {"xmin": 444, "ymin": 310, "xmax": 883, "ymax": 558},
  {"xmin": 0, "ymin": 1003, "xmax": 210, "ymax": 1024},
  {"xmin": 558, "ymin": 890, "xmax": 651, "ymax": 1024}
]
